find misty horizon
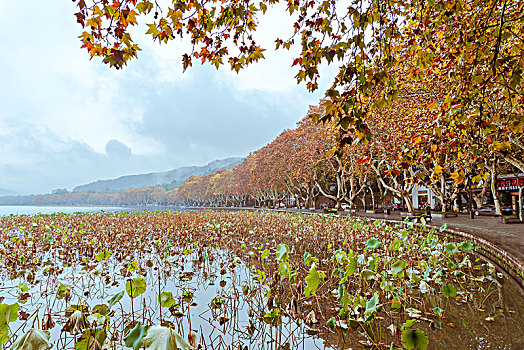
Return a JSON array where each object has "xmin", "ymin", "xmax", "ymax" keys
[{"xmin": 0, "ymin": 1, "xmax": 334, "ymax": 196}]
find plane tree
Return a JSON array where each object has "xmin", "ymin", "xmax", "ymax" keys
[{"xmin": 73, "ymin": 0, "xmax": 523, "ymax": 139}]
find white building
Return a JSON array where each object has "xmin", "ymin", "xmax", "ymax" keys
[{"xmin": 411, "ymin": 184, "xmax": 437, "ymax": 209}]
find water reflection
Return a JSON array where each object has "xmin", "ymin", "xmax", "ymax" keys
[
  {"xmin": 1, "ymin": 212, "xmax": 524, "ymax": 350},
  {"xmin": 1, "ymin": 247, "xmax": 338, "ymax": 349}
]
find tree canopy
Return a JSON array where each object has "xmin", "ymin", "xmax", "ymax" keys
[
  {"xmin": 74, "ymin": 0, "xmax": 523, "ymax": 143},
  {"xmin": 71, "ymin": 0, "xmax": 523, "ymax": 216}
]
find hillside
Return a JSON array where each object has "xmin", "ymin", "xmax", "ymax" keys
[{"xmin": 73, "ymin": 157, "xmax": 243, "ymax": 193}]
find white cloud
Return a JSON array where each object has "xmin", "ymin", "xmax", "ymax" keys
[
  {"xmin": 0, "ymin": 0, "xmax": 339, "ymax": 194},
  {"xmin": 0, "ymin": 0, "xmax": 165, "ymax": 155}
]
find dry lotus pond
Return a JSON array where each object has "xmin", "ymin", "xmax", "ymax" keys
[{"xmin": 0, "ymin": 210, "xmax": 523, "ymax": 349}]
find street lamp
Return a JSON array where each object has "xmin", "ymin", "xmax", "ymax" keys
[{"xmin": 468, "ymin": 174, "xmax": 474, "ymax": 220}]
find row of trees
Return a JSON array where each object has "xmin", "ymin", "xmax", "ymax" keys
[
  {"xmin": 68, "ymin": 0, "xmax": 524, "ymax": 219},
  {"xmin": 71, "ymin": 0, "xmax": 523, "ymax": 218},
  {"xmin": 5, "ymin": 90, "xmax": 521, "ymax": 218},
  {"xmin": 175, "ymin": 88, "xmax": 522, "ymax": 217}
]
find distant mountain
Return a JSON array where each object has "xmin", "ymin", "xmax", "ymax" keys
[{"xmin": 73, "ymin": 157, "xmax": 244, "ymax": 193}]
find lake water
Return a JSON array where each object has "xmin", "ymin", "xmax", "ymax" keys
[{"xmin": 0, "ymin": 205, "xmax": 126, "ymax": 216}]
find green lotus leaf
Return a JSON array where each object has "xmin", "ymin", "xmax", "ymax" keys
[
  {"xmin": 126, "ymin": 277, "xmax": 147, "ymax": 298},
  {"xmin": 361, "ymin": 269, "xmax": 375, "ymax": 280},
  {"xmin": 94, "ymin": 250, "xmax": 113, "ymax": 262},
  {"xmin": 278, "ymin": 261, "xmax": 291, "ymax": 277},
  {"xmin": 389, "ymin": 237, "xmax": 402, "ymax": 251},
  {"xmin": 276, "ymin": 244, "xmax": 289, "ymax": 262},
  {"xmin": 76, "ymin": 329, "xmax": 107, "ymax": 350},
  {"xmin": 391, "ymin": 260, "xmax": 407, "ymax": 276},
  {"xmin": 108, "ymin": 291, "xmax": 125, "ymax": 309},
  {"xmin": 261, "ymin": 249, "xmax": 270, "ymax": 261},
  {"xmin": 401, "ymin": 328, "xmax": 428, "ymax": 349},
  {"xmin": 158, "ymin": 292, "xmax": 175, "ymax": 308},
  {"xmin": 0, "ymin": 303, "xmax": 20, "ymax": 332},
  {"xmin": 444, "ymin": 243, "xmax": 458, "ymax": 255},
  {"xmin": 124, "ymin": 322, "xmax": 150, "ymax": 350},
  {"xmin": 303, "ymin": 252, "xmax": 317, "ymax": 266},
  {"xmin": 92, "ymin": 304, "xmax": 109, "ymax": 316},
  {"xmin": 459, "ymin": 241, "xmax": 474, "ymax": 253},
  {"xmin": 344, "ymin": 256, "xmax": 357, "ymax": 278},
  {"xmin": 391, "ymin": 297, "xmax": 401, "ymax": 309},
  {"xmin": 304, "ymin": 265, "xmax": 324, "ymax": 297},
  {"xmin": 365, "ymin": 292, "xmax": 380, "ymax": 316},
  {"xmin": 432, "ymin": 307, "xmax": 443, "ymax": 317},
  {"xmin": 365, "ymin": 238, "xmax": 381, "ymax": 250},
  {"xmin": 442, "ymin": 284, "xmax": 457, "ymax": 298}
]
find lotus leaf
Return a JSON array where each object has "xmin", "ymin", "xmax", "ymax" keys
[
  {"xmin": 442, "ymin": 284, "xmax": 457, "ymax": 297},
  {"xmin": 432, "ymin": 307, "xmax": 443, "ymax": 317},
  {"xmin": 401, "ymin": 328, "xmax": 429, "ymax": 350},
  {"xmin": 391, "ymin": 297, "xmax": 401, "ymax": 309},
  {"xmin": 444, "ymin": 242, "xmax": 458, "ymax": 255},
  {"xmin": 86, "ymin": 313, "xmax": 105, "ymax": 326},
  {"xmin": 91, "ymin": 304, "xmax": 109, "ymax": 316},
  {"xmin": 276, "ymin": 244, "xmax": 289, "ymax": 262},
  {"xmin": 303, "ymin": 252, "xmax": 317, "ymax": 266},
  {"xmin": 142, "ymin": 325, "xmax": 192, "ymax": 350},
  {"xmin": 459, "ymin": 241, "xmax": 474, "ymax": 253},
  {"xmin": 361, "ymin": 269, "xmax": 375, "ymax": 280},
  {"xmin": 126, "ymin": 277, "xmax": 147, "ymax": 298},
  {"xmin": 261, "ymin": 249, "xmax": 270, "ymax": 261},
  {"xmin": 63, "ymin": 310, "xmax": 88, "ymax": 335},
  {"xmin": 75, "ymin": 329, "xmax": 107, "ymax": 350},
  {"xmin": 365, "ymin": 238, "xmax": 381, "ymax": 250},
  {"xmin": 124, "ymin": 323, "xmax": 150, "ymax": 350},
  {"xmin": 94, "ymin": 250, "xmax": 112, "ymax": 262},
  {"xmin": 9, "ymin": 328, "xmax": 50, "ymax": 350},
  {"xmin": 0, "ymin": 303, "xmax": 20, "ymax": 332},
  {"xmin": 391, "ymin": 260, "xmax": 407, "ymax": 276},
  {"xmin": 365, "ymin": 292, "xmax": 380, "ymax": 316},
  {"xmin": 159, "ymin": 292, "xmax": 175, "ymax": 308},
  {"xmin": 107, "ymin": 291, "xmax": 124, "ymax": 308},
  {"xmin": 304, "ymin": 265, "xmax": 324, "ymax": 297},
  {"xmin": 419, "ymin": 280, "xmax": 430, "ymax": 294},
  {"xmin": 278, "ymin": 261, "xmax": 291, "ymax": 277},
  {"xmin": 389, "ymin": 237, "xmax": 402, "ymax": 251},
  {"xmin": 344, "ymin": 256, "xmax": 357, "ymax": 279}
]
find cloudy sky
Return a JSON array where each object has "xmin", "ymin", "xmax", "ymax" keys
[{"xmin": 0, "ymin": 0, "xmax": 335, "ymax": 195}]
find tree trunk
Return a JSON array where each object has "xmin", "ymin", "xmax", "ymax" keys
[
  {"xmin": 377, "ymin": 180, "xmax": 387, "ymax": 208},
  {"xmin": 360, "ymin": 191, "xmax": 367, "ymax": 210},
  {"xmin": 490, "ymin": 162, "xmax": 502, "ymax": 216},
  {"xmin": 403, "ymin": 193, "xmax": 414, "ymax": 212},
  {"xmin": 472, "ymin": 179, "xmax": 489, "ymax": 209},
  {"xmin": 371, "ymin": 164, "xmax": 416, "ymax": 212}
]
